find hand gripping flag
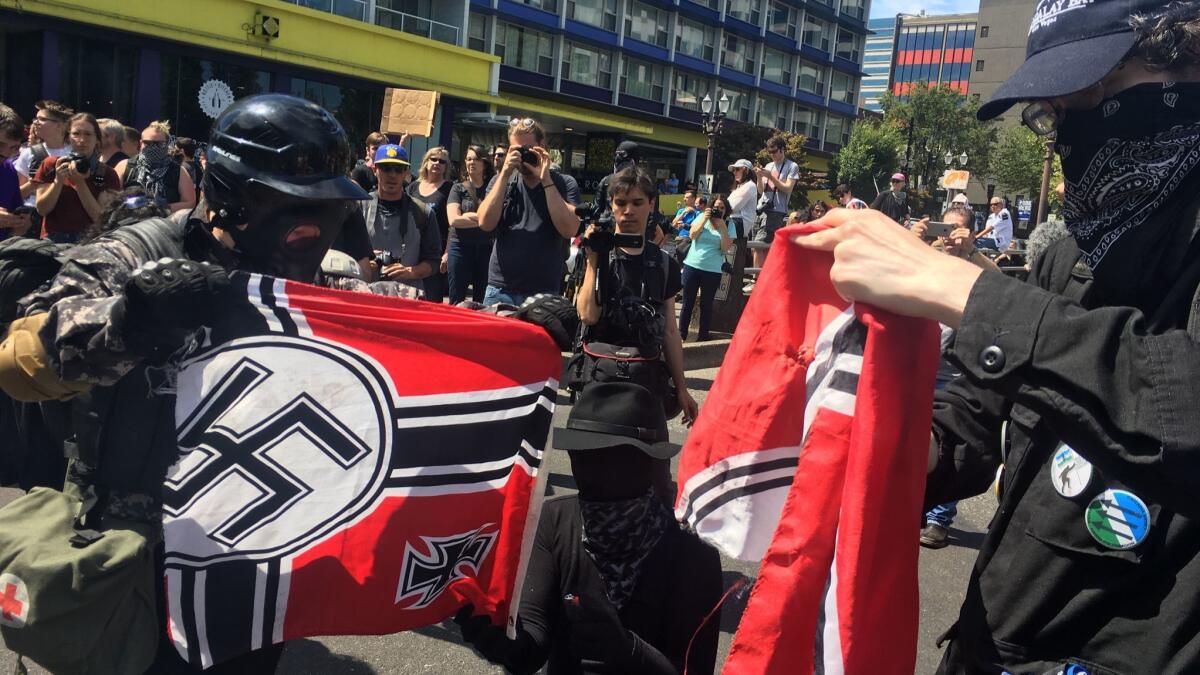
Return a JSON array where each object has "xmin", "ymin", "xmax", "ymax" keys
[
  {"xmin": 675, "ymin": 225, "xmax": 940, "ymax": 674},
  {"xmin": 161, "ymin": 272, "xmax": 561, "ymax": 669}
]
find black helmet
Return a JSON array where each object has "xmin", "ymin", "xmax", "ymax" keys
[{"xmin": 203, "ymin": 93, "xmax": 367, "ymax": 224}]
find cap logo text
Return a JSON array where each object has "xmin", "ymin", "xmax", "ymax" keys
[{"xmin": 1030, "ymin": 0, "xmax": 1093, "ymax": 35}]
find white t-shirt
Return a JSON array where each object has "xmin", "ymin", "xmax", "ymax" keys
[
  {"xmin": 727, "ymin": 180, "xmax": 759, "ymax": 228},
  {"xmin": 763, "ymin": 159, "xmax": 800, "ymax": 213},
  {"xmin": 14, "ymin": 144, "xmax": 71, "ymax": 207},
  {"xmin": 987, "ymin": 208, "xmax": 1013, "ymax": 249}
]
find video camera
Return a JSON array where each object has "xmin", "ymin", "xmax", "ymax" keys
[{"xmin": 575, "ymin": 203, "xmax": 643, "ymax": 255}]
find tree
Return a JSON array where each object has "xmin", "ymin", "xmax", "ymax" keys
[
  {"xmin": 831, "ymin": 119, "xmax": 904, "ymax": 201},
  {"xmin": 880, "ymin": 84, "xmax": 996, "ymax": 195},
  {"xmin": 990, "ymin": 126, "xmax": 1064, "ymax": 222},
  {"xmin": 712, "ymin": 123, "xmax": 817, "ymax": 209}
]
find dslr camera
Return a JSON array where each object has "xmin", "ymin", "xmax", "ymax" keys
[
  {"xmin": 517, "ymin": 145, "xmax": 540, "ymax": 167},
  {"xmin": 373, "ymin": 251, "xmax": 398, "ymax": 268},
  {"xmin": 67, "ymin": 152, "xmax": 106, "ymax": 188},
  {"xmin": 575, "ymin": 204, "xmax": 643, "ymax": 255}
]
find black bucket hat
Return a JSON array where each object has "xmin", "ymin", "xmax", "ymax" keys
[
  {"xmin": 553, "ymin": 382, "xmax": 679, "ymax": 460},
  {"xmin": 977, "ymin": 0, "xmax": 1162, "ymax": 121}
]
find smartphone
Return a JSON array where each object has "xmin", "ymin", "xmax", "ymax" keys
[{"xmin": 923, "ymin": 221, "xmax": 956, "ymax": 239}]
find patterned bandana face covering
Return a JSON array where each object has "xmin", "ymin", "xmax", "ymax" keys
[
  {"xmin": 131, "ymin": 142, "xmax": 174, "ymax": 202},
  {"xmin": 579, "ymin": 489, "xmax": 672, "ymax": 610},
  {"xmin": 1057, "ymin": 82, "xmax": 1200, "ymax": 271}
]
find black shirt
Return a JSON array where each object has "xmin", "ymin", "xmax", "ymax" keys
[
  {"xmin": 447, "ymin": 179, "xmax": 493, "ymax": 245},
  {"xmin": 485, "ymin": 171, "xmax": 579, "ymax": 294},
  {"xmin": 586, "ymin": 243, "xmax": 683, "ymax": 347},
  {"xmin": 407, "ymin": 179, "xmax": 452, "ymax": 254},
  {"xmin": 351, "ymin": 160, "xmax": 376, "ymax": 193},
  {"xmin": 870, "ymin": 190, "xmax": 910, "ymax": 224},
  {"xmin": 104, "ymin": 151, "xmax": 128, "ymax": 169}
]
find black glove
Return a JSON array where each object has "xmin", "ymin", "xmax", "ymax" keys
[
  {"xmin": 453, "ymin": 605, "xmax": 513, "ymax": 664},
  {"xmin": 121, "ymin": 257, "xmax": 229, "ymax": 354},
  {"xmin": 513, "ymin": 293, "xmax": 579, "ymax": 352}
]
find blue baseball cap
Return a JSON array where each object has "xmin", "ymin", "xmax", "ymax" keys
[
  {"xmin": 373, "ymin": 144, "xmax": 409, "ymax": 167},
  {"xmin": 977, "ymin": 0, "xmax": 1160, "ymax": 121}
]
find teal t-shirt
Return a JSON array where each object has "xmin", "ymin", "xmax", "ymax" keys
[{"xmin": 682, "ymin": 222, "xmax": 726, "ymax": 273}]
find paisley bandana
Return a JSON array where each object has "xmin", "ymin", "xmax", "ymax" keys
[
  {"xmin": 579, "ymin": 489, "xmax": 672, "ymax": 610},
  {"xmin": 1057, "ymin": 82, "xmax": 1200, "ymax": 271}
]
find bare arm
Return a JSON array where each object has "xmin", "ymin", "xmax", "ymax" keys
[
  {"xmin": 662, "ymin": 296, "xmax": 699, "ymax": 425},
  {"xmin": 532, "ymin": 149, "xmax": 580, "ymax": 239},
  {"xmin": 35, "ymin": 159, "xmax": 69, "ymax": 216},
  {"xmin": 18, "ymin": 173, "xmax": 35, "ymax": 200},
  {"xmin": 448, "ymin": 201, "xmax": 480, "ymax": 229},
  {"xmin": 169, "ymin": 166, "xmax": 197, "ymax": 213},
  {"xmin": 479, "ymin": 152, "xmax": 520, "ymax": 233}
]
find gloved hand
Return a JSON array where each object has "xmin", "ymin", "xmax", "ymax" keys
[
  {"xmin": 121, "ymin": 257, "xmax": 229, "ymax": 355},
  {"xmin": 453, "ymin": 605, "xmax": 512, "ymax": 664},
  {"xmin": 513, "ymin": 293, "xmax": 579, "ymax": 352}
]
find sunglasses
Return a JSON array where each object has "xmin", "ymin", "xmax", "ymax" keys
[
  {"xmin": 891, "ymin": 179, "xmax": 903, "ymax": 183},
  {"xmin": 377, "ymin": 164, "xmax": 408, "ymax": 174},
  {"xmin": 141, "ymin": 140, "xmax": 167, "ymax": 147},
  {"xmin": 1021, "ymin": 100, "xmax": 1061, "ymax": 136},
  {"xmin": 428, "ymin": 157, "xmax": 447, "ymax": 165},
  {"xmin": 508, "ymin": 117, "xmax": 536, "ymax": 129}
]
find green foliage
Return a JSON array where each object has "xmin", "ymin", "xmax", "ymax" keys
[
  {"xmin": 711, "ymin": 123, "xmax": 816, "ymax": 209},
  {"xmin": 879, "ymin": 84, "xmax": 996, "ymax": 194},
  {"xmin": 832, "ymin": 119, "xmax": 903, "ymax": 201},
  {"xmin": 990, "ymin": 126, "xmax": 1046, "ymax": 197}
]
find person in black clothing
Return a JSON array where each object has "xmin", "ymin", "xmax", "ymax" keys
[
  {"xmin": 407, "ymin": 146, "xmax": 453, "ymax": 302},
  {"xmin": 869, "ymin": 171, "xmax": 911, "ymax": 224},
  {"xmin": 351, "ymin": 131, "xmax": 386, "ymax": 194},
  {"xmin": 798, "ymin": 3, "xmax": 1200, "ymax": 673},
  {"xmin": 446, "ymin": 144, "xmax": 495, "ymax": 304},
  {"xmin": 116, "ymin": 121, "xmax": 196, "ymax": 214},
  {"xmin": 455, "ymin": 382, "xmax": 723, "ymax": 675}
]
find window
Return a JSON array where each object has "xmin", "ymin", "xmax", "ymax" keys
[
  {"xmin": 692, "ymin": 0, "xmax": 720, "ymax": 8},
  {"xmin": 621, "ymin": 57, "xmax": 665, "ymax": 101},
  {"xmin": 672, "ymin": 71, "xmax": 706, "ymax": 110},
  {"xmin": 495, "ymin": 22, "xmax": 554, "ymax": 75},
  {"xmin": 725, "ymin": 0, "xmax": 760, "ymax": 25},
  {"xmin": 761, "ymin": 47, "xmax": 793, "ymax": 86},
  {"xmin": 676, "ymin": 17, "xmax": 716, "ymax": 62},
  {"xmin": 568, "ymin": 0, "xmax": 617, "ymax": 31},
  {"xmin": 625, "ymin": 2, "xmax": 668, "ymax": 48},
  {"xmin": 722, "ymin": 86, "xmax": 752, "ymax": 122},
  {"xmin": 979, "ymin": 25, "xmax": 989, "ymax": 38},
  {"xmin": 467, "ymin": 12, "xmax": 488, "ymax": 52},
  {"xmin": 289, "ymin": 77, "xmax": 385, "ymax": 149},
  {"xmin": 976, "ymin": 59, "xmax": 985, "ymax": 71},
  {"xmin": 825, "ymin": 115, "xmax": 851, "ymax": 147},
  {"xmin": 835, "ymin": 29, "xmax": 862, "ymax": 62},
  {"xmin": 803, "ymin": 16, "xmax": 831, "ymax": 52},
  {"xmin": 839, "ymin": 0, "xmax": 865, "ymax": 21},
  {"xmin": 722, "ymin": 33, "xmax": 757, "ymax": 76},
  {"xmin": 756, "ymin": 94, "xmax": 787, "ymax": 130},
  {"xmin": 768, "ymin": 2, "xmax": 798, "ymax": 40},
  {"xmin": 830, "ymin": 71, "xmax": 856, "ymax": 104},
  {"xmin": 561, "ymin": 41, "xmax": 613, "ymax": 88},
  {"xmin": 792, "ymin": 105, "xmax": 823, "ymax": 140},
  {"xmin": 516, "ymin": 0, "xmax": 558, "ymax": 10},
  {"xmin": 797, "ymin": 59, "xmax": 826, "ymax": 96}
]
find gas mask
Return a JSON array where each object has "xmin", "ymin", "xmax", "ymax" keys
[{"xmin": 223, "ymin": 187, "xmax": 353, "ymax": 283}]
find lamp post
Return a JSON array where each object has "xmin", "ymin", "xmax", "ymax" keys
[
  {"xmin": 700, "ymin": 91, "xmax": 730, "ymax": 192},
  {"xmin": 942, "ymin": 150, "xmax": 968, "ymax": 210}
]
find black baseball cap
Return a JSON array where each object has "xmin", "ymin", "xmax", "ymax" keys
[{"xmin": 977, "ymin": 0, "xmax": 1159, "ymax": 121}]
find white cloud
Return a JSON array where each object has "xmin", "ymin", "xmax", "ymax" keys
[{"xmin": 869, "ymin": 0, "xmax": 979, "ymax": 19}]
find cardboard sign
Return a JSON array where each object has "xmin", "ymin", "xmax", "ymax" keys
[
  {"xmin": 940, "ymin": 169, "xmax": 970, "ymax": 191},
  {"xmin": 380, "ymin": 89, "xmax": 439, "ymax": 137}
]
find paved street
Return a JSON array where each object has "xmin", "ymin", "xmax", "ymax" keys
[{"xmin": 0, "ymin": 365, "xmax": 994, "ymax": 674}]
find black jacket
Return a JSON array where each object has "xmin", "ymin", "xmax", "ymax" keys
[
  {"xmin": 870, "ymin": 190, "xmax": 910, "ymax": 223},
  {"xmin": 928, "ymin": 223, "xmax": 1200, "ymax": 673}
]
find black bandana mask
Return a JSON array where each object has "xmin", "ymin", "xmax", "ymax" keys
[
  {"xmin": 1057, "ymin": 82, "xmax": 1200, "ymax": 282},
  {"xmin": 579, "ymin": 489, "xmax": 671, "ymax": 611},
  {"xmin": 225, "ymin": 191, "xmax": 352, "ymax": 283}
]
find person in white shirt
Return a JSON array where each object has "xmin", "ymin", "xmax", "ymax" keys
[
  {"xmin": 14, "ymin": 100, "xmax": 72, "ymax": 206},
  {"xmin": 725, "ymin": 159, "xmax": 759, "ymax": 240},
  {"xmin": 978, "ymin": 197, "xmax": 1013, "ymax": 250}
]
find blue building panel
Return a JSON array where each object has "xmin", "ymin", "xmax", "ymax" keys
[
  {"xmin": 758, "ymin": 79, "xmax": 793, "ymax": 98},
  {"xmin": 672, "ymin": 53, "xmax": 718, "ymax": 76},
  {"xmin": 832, "ymin": 57, "xmax": 867, "ymax": 77},
  {"xmin": 800, "ymin": 44, "xmax": 833, "ymax": 63},
  {"xmin": 564, "ymin": 20, "xmax": 620, "ymax": 47},
  {"xmin": 668, "ymin": 105, "xmax": 703, "ymax": 125},
  {"xmin": 677, "ymin": 0, "xmax": 721, "ymax": 25},
  {"xmin": 763, "ymin": 31, "xmax": 796, "ymax": 51},
  {"xmin": 623, "ymin": 38, "xmax": 670, "ymax": 62},
  {"xmin": 805, "ymin": 2, "xmax": 839, "ymax": 23},
  {"xmin": 560, "ymin": 79, "xmax": 613, "ymax": 104},
  {"xmin": 836, "ymin": 14, "xmax": 868, "ymax": 33},
  {"xmin": 718, "ymin": 67, "xmax": 756, "ymax": 88},
  {"xmin": 723, "ymin": 15, "xmax": 762, "ymax": 41},
  {"xmin": 499, "ymin": 65, "xmax": 555, "ymax": 90},
  {"xmin": 794, "ymin": 90, "xmax": 827, "ymax": 107},
  {"xmin": 827, "ymin": 100, "xmax": 856, "ymax": 116},
  {"xmin": 495, "ymin": 0, "xmax": 560, "ymax": 30},
  {"xmin": 618, "ymin": 94, "xmax": 665, "ymax": 115}
]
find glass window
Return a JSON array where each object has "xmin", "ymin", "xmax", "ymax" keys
[
  {"xmin": 802, "ymin": 16, "xmax": 831, "ymax": 52},
  {"xmin": 562, "ymin": 41, "xmax": 613, "ymax": 88},
  {"xmin": 676, "ymin": 17, "xmax": 716, "ymax": 62},
  {"xmin": 721, "ymin": 87, "xmax": 752, "ymax": 122},
  {"xmin": 568, "ymin": 0, "xmax": 617, "ymax": 31},
  {"xmin": 835, "ymin": 29, "xmax": 861, "ymax": 62},
  {"xmin": 756, "ymin": 94, "xmax": 787, "ymax": 130},
  {"xmin": 792, "ymin": 105, "xmax": 823, "ymax": 140},
  {"xmin": 467, "ymin": 12, "xmax": 488, "ymax": 52},
  {"xmin": 672, "ymin": 71, "xmax": 706, "ymax": 110},
  {"xmin": 722, "ymin": 33, "xmax": 756, "ymax": 76},
  {"xmin": 495, "ymin": 22, "xmax": 554, "ymax": 75},
  {"xmin": 515, "ymin": 0, "xmax": 558, "ymax": 10},
  {"xmin": 976, "ymin": 59, "xmax": 985, "ymax": 71},
  {"xmin": 797, "ymin": 59, "xmax": 826, "ymax": 96},
  {"xmin": 761, "ymin": 47, "xmax": 793, "ymax": 86},
  {"xmin": 830, "ymin": 70, "xmax": 856, "ymax": 104},
  {"xmin": 288, "ymin": 0, "xmax": 368, "ymax": 21},
  {"xmin": 725, "ymin": 0, "xmax": 760, "ymax": 25},
  {"xmin": 621, "ymin": 57, "xmax": 665, "ymax": 101},
  {"xmin": 825, "ymin": 115, "xmax": 851, "ymax": 147},
  {"xmin": 692, "ymin": 0, "xmax": 720, "ymax": 8},
  {"xmin": 57, "ymin": 34, "xmax": 139, "ymax": 126},
  {"xmin": 625, "ymin": 2, "xmax": 668, "ymax": 48},
  {"xmin": 839, "ymin": 0, "xmax": 865, "ymax": 21},
  {"xmin": 289, "ymin": 78, "xmax": 385, "ymax": 149},
  {"xmin": 768, "ymin": 2, "xmax": 798, "ymax": 39}
]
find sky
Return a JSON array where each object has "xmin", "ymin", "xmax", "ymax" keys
[{"xmin": 869, "ymin": 0, "xmax": 980, "ymax": 19}]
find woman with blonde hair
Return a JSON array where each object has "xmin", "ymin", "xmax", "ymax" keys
[
  {"xmin": 407, "ymin": 145, "xmax": 453, "ymax": 302},
  {"xmin": 115, "ymin": 120, "xmax": 195, "ymax": 213}
]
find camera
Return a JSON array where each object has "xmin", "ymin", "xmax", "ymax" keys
[
  {"xmin": 576, "ymin": 205, "xmax": 643, "ymax": 254},
  {"xmin": 517, "ymin": 145, "xmax": 540, "ymax": 167},
  {"xmin": 68, "ymin": 153, "xmax": 91, "ymax": 175},
  {"xmin": 373, "ymin": 251, "xmax": 397, "ymax": 267}
]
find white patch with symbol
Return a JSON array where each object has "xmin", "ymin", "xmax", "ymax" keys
[
  {"xmin": 1051, "ymin": 443, "xmax": 1092, "ymax": 498},
  {"xmin": 199, "ymin": 80, "xmax": 235, "ymax": 119},
  {"xmin": 0, "ymin": 573, "xmax": 30, "ymax": 628}
]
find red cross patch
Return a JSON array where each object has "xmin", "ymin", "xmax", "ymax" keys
[{"xmin": 0, "ymin": 574, "xmax": 29, "ymax": 628}]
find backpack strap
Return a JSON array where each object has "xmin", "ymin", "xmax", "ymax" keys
[{"xmin": 27, "ymin": 144, "xmax": 49, "ymax": 178}]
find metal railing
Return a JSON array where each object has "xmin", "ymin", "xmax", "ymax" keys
[
  {"xmin": 286, "ymin": 0, "xmax": 368, "ymax": 22},
  {"xmin": 374, "ymin": 6, "xmax": 460, "ymax": 46}
]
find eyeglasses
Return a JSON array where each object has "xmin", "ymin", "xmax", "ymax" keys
[
  {"xmin": 428, "ymin": 157, "xmax": 447, "ymax": 165},
  {"xmin": 33, "ymin": 116, "xmax": 61, "ymax": 125},
  {"xmin": 508, "ymin": 118, "xmax": 536, "ymax": 130},
  {"xmin": 1021, "ymin": 100, "xmax": 1062, "ymax": 136}
]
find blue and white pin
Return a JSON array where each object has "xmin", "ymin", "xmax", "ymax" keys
[
  {"xmin": 1051, "ymin": 443, "xmax": 1092, "ymax": 498},
  {"xmin": 1085, "ymin": 489, "xmax": 1151, "ymax": 550}
]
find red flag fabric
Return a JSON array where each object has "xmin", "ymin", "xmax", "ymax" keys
[
  {"xmin": 675, "ymin": 225, "xmax": 940, "ymax": 674},
  {"xmin": 161, "ymin": 272, "xmax": 560, "ymax": 669}
]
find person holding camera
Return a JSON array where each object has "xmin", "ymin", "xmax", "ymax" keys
[
  {"xmin": 677, "ymin": 195, "xmax": 734, "ymax": 343},
  {"xmin": 32, "ymin": 112, "xmax": 121, "ymax": 244},
  {"xmin": 477, "ymin": 117, "xmax": 580, "ymax": 306},
  {"xmin": 360, "ymin": 143, "xmax": 440, "ymax": 294}
]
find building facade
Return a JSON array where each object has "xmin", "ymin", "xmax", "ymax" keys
[
  {"xmin": 971, "ymin": 0, "xmax": 1036, "ymax": 128},
  {"xmin": 889, "ymin": 11, "xmax": 977, "ymax": 99},
  {"xmin": 860, "ymin": 16, "xmax": 893, "ymax": 112}
]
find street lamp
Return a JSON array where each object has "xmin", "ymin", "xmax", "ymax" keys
[
  {"xmin": 943, "ymin": 151, "xmax": 969, "ymax": 210},
  {"xmin": 700, "ymin": 91, "xmax": 731, "ymax": 190}
]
